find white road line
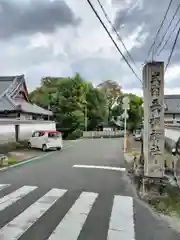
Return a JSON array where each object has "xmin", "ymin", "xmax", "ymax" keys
[
  {"xmin": 73, "ymin": 165, "xmax": 126, "ymax": 172},
  {"xmin": 0, "ymin": 184, "xmax": 10, "ymax": 191},
  {"xmin": 108, "ymin": 195, "xmax": 135, "ymax": 240},
  {"xmin": 48, "ymin": 192, "xmax": 98, "ymax": 240},
  {"xmin": 0, "ymin": 186, "xmax": 37, "ymax": 211},
  {"xmin": 0, "ymin": 188, "xmax": 67, "ymax": 240}
]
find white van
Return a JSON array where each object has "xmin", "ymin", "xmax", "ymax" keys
[
  {"xmin": 134, "ymin": 129, "xmax": 142, "ymax": 141},
  {"xmin": 28, "ymin": 130, "xmax": 63, "ymax": 151}
]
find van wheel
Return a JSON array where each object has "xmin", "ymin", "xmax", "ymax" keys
[
  {"xmin": 42, "ymin": 144, "xmax": 47, "ymax": 152},
  {"xmin": 28, "ymin": 142, "xmax": 31, "ymax": 148},
  {"xmin": 57, "ymin": 147, "xmax": 62, "ymax": 151}
]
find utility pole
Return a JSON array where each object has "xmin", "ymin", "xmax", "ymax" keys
[
  {"xmin": 122, "ymin": 96, "xmax": 130, "ymax": 153},
  {"xmin": 48, "ymin": 93, "xmax": 52, "ymax": 121},
  {"xmin": 84, "ymin": 105, "xmax": 88, "ymax": 132}
]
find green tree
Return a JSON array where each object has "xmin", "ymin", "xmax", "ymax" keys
[
  {"xmin": 29, "ymin": 73, "xmax": 108, "ymax": 137},
  {"xmin": 97, "ymin": 80, "xmax": 122, "ymax": 121},
  {"xmin": 125, "ymin": 93, "xmax": 143, "ymax": 131},
  {"xmin": 109, "ymin": 93, "xmax": 143, "ymax": 130},
  {"xmin": 86, "ymin": 84, "xmax": 108, "ymax": 130}
]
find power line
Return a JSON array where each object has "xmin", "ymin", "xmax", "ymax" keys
[
  {"xmin": 96, "ymin": 0, "xmax": 138, "ymax": 70},
  {"xmin": 155, "ymin": 3, "xmax": 180, "ymax": 56},
  {"xmin": 165, "ymin": 26, "xmax": 180, "ymax": 72},
  {"xmin": 85, "ymin": 0, "xmax": 142, "ymax": 83},
  {"xmin": 157, "ymin": 17, "xmax": 180, "ymax": 56},
  {"xmin": 147, "ymin": 0, "xmax": 173, "ymax": 59}
]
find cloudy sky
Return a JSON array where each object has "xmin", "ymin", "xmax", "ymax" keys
[{"xmin": 0, "ymin": 0, "xmax": 180, "ymax": 96}]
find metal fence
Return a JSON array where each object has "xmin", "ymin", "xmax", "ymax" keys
[{"xmin": 83, "ymin": 131, "xmax": 124, "ymax": 138}]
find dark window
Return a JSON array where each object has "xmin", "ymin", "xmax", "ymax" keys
[
  {"xmin": 39, "ymin": 132, "xmax": 45, "ymax": 137},
  {"xmin": 32, "ymin": 131, "xmax": 40, "ymax": 137},
  {"xmin": 48, "ymin": 132, "xmax": 61, "ymax": 138},
  {"xmin": 173, "ymin": 114, "xmax": 176, "ymax": 119}
]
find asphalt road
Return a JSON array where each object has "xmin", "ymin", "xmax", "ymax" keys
[{"xmin": 0, "ymin": 138, "xmax": 179, "ymax": 240}]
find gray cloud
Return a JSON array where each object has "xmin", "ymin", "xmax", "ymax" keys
[
  {"xmin": 71, "ymin": 56, "xmax": 141, "ymax": 88},
  {"xmin": 113, "ymin": 0, "xmax": 180, "ymax": 65},
  {"xmin": 0, "ymin": 0, "xmax": 80, "ymax": 39},
  {"xmin": 1, "ymin": 0, "xmax": 180, "ymax": 93}
]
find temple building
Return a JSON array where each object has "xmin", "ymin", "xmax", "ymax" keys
[
  {"xmin": 0, "ymin": 75, "xmax": 52, "ymax": 120},
  {"xmin": 164, "ymin": 95, "xmax": 180, "ymax": 126}
]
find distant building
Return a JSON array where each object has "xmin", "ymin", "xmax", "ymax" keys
[
  {"xmin": 0, "ymin": 75, "xmax": 52, "ymax": 120},
  {"xmin": 164, "ymin": 95, "xmax": 180, "ymax": 126},
  {"xmin": 0, "ymin": 75, "xmax": 55, "ymax": 143}
]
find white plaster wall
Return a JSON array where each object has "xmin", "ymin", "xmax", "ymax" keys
[
  {"xmin": 165, "ymin": 128, "xmax": 180, "ymax": 142},
  {"xmin": 20, "ymin": 113, "xmax": 32, "ymax": 120},
  {"xmin": 0, "ymin": 120, "xmax": 56, "ymax": 144}
]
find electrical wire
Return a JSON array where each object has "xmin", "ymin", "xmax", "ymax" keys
[
  {"xmin": 96, "ymin": 0, "xmax": 138, "ymax": 70},
  {"xmin": 157, "ymin": 17, "xmax": 180, "ymax": 56},
  {"xmin": 147, "ymin": 0, "xmax": 173, "ymax": 60},
  {"xmin": 155, "ymin": 3, "xmax": 180, "ymax": 56},
  {"xmin": 165, "ymin": 26, "xmax": 180, "ymax": 72},
  {"xmin": 86, "ymin": 0, "xmax": 142, "ymax": 83}
]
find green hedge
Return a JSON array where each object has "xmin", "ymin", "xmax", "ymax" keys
[{"xmin": 66, "ymin": 129, "xmax": 83, "ymax": 140}]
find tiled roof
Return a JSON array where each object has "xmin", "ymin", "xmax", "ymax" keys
[
  {"xmin": 164, "ymin": 95, "xmax": 180, "ymax": 114},
  {"xmin": 0, "ymin": 76, "xmax": 16, "ymax": 82},
  {"xmin": 0, "ymin": 96, "xmax": 16, "ymax": 111},
  {"xmin": 14, "ymin": 100, "xmax": 52, "ymax": 116},
  {"xmin": 0, "ymin": 76, "xmax": 15, "ymax": 96},
  {"xmin": 0, "ymin": 75, "xmax": 52, "ymax": 116}
]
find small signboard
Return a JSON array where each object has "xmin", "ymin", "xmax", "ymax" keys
[
  {"xmin": 122, "ymin": 96, "xmax": 130, "ymax": 110},
  {"xmin": 121, "ymin": 110, "xmax": 129, "ymax": 119}
]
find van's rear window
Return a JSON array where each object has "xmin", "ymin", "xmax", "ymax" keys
[{"xmin": 48, "ymin": 132, "xmax": 61, "ymax": 138}]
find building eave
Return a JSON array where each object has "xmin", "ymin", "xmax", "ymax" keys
[
  {"xmin": 0, "ymin": 75, "xmax": 53, "ymax": 116},
  {"xmin": 16, "ymin": 101, "xmax": 53, "ymax": 116},
  {"xmin": 165, "ymin": 111, "xmax": 180, "ymax": 114}
]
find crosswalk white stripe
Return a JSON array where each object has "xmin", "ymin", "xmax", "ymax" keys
[
  {"xmin": 0, "ymin": 184, "xmax": 10, "ymax": 191},
  {"xmin": 108, "ymin": 195, "xmax": 135, "ymax": 240},
  {"xmin": 0, "ymin": 185, "xmax": 37, "ymax": 211},
  {"xmin": 0, "ymin": 188, "xmax": 67, "ymax": 240},
  {"xmin": 48, "ymin": 192, "xmax": 98, "ymax": 240}
]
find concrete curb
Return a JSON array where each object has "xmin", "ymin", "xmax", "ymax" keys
[
  {"xmin": 0, "ymin": 144, "xmax": 72, "ymax": 173},
  {"xmin": 0, "ymin": 152, "xmax": 53, "ymax": 172}
]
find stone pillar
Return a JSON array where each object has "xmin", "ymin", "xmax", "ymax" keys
[{"xmin": 143, "ymin": 62, "xmax": 164, "ymax": 178}]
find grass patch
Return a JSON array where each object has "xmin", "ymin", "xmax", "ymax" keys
[
  {"xmin": 0, "ymin": 141, "xmax": 28, "ymax": 154},
  {"xmin": 126, "ymin": 151, "xmax": 140, "ymax": 157},
  {"xmin": 149, "ymin": 187, "xmax": 180, "ymax": 217},
  {"xmin": 8, "ymin": 156, "xmax": 17, "ymax": 165},
  {"xmin": 0, "ymin": 155, "xmax": 17, "ymax": 168}
]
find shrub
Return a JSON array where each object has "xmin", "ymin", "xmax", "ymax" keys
[{"xmin": 66, "ymin": 129, "xmax": 83, "ymax": 140}]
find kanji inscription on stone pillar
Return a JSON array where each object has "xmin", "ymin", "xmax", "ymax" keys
[{"xmin": 143, "ymin": 62, "xmax": 164, "ymax": 178}]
